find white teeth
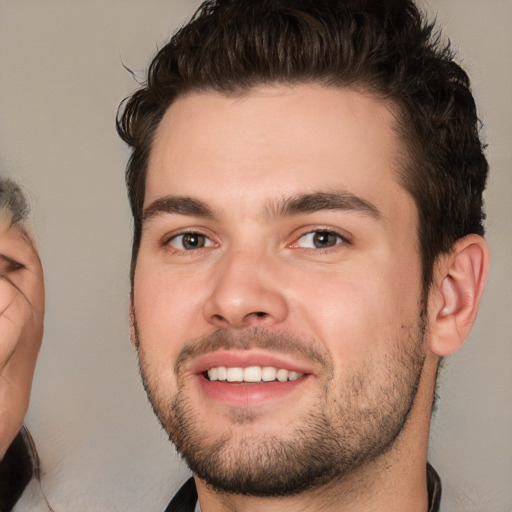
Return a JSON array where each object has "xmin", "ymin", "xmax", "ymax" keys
[
  {"xmin": 288, "ymin": 371, "xmax": 301, "ymax": 381},
  {"xmin": 261, "ymin": 366, "xmax": 277, "ymax": 382},
  {"xmin": 226, "ymin": 367, "xmax": 244, "ymax": 382},
  {"xmin": 206, "ymin": 365, "xmax": 304, "ymax": 383},
  {"xmin": 244, "ymin": 366, "xmax": 262, "ymax": 382},
  {"xmin": 276, "ymin": 369, "xmax": 288, "ymax": 382}
]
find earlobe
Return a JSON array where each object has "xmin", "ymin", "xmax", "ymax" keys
[{"xmin": 428, "ymin": 235, "xmax": 490, "ymax": 356}]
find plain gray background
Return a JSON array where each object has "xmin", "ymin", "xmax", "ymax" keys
[{"xmin": 0, "ymin": 1, "xmax": 510, "ymax": 510}]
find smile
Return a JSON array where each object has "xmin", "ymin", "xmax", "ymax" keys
[
  {"xmin": 194, "ymin": 355, "xmax": 313, "ymax": 408},
  {"xmin": 206, "ymin": 366, "xmax": 304, "ymax": 383}
]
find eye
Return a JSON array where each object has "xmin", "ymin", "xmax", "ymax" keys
[
  {"xmin": 168, "ymin": 232, "xmax": 215, "ymax": 251},
  {"xmin": 294, "ymin": 230, "xmax": 345, "ymax": 249},
  {"xmin": 0, "ymin": 255, "xmax": 24, "ymax": 274}
]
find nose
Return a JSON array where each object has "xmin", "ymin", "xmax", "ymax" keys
[{"xmin": 203, "ymin": 249, "xmax": 288, "ymax": 329}]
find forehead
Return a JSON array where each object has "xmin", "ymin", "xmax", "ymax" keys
[{"xmin": 145, "ymin": 84, "xmax": 410, "ymax": 218}]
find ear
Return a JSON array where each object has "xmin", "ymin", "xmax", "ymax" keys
[{"xmin": 428, "ymin": 235, "xmax": 489, "ymax": 356}]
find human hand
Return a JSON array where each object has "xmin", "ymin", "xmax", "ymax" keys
[{"xmin": 0, "ymin": 216, "xmax": 44, "ymax": 458}]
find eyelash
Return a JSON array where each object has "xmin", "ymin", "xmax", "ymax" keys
[
  {"xmin": 163, "ymin": 228, "xmax": 350, "ymax": 253},
  {"xmin": 290, "ymin": 229, "xmax": 349, "ymax": 251},
  {"xmin": 0, "ymin": 255, "xmax": 25, "ymax": 273},
  {"xmin": 165, "ymin": 231, "xmax": 217, "ymax": 252}
]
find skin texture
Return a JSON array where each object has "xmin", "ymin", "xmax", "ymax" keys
[
  {"xmin": 132, "ymin": 85, "xmax": 489, "ymax": 511},
  {"xmin": 0, "ymin": 216, "xmax": 44, "ymax": 458}
]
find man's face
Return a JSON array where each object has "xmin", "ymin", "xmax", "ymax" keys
[{"xmin": 133, "ymin": 85, "xmax": 427, "ymax": 495}]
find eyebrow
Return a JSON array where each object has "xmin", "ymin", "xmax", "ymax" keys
[
  {"xmin": 142, "ymin": 190, "xmax": 380, "ymax": 226},
  {"xmin": 266, "ymin": 191, "xmax": 381, "ymax": 220},
  {"xmin": 142, "ymin": 196, "xmax": 215, "ymax": 224}
]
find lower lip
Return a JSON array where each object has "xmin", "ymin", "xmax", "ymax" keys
[{"xmin": 197, "ymin": 375, "xmax": 309, "ymax": 408}]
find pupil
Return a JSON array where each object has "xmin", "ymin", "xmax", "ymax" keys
[
  {"xmin": 183, "ymin": 234, "xmax": 204, "ymax": 249},
  {"xmin": 313, "ymin": 232, "xmax": 336, "ymax": 248}
]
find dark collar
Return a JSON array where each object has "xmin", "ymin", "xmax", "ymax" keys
[
  {"xmin": 0, "ymin": 431, "xmax": 34, "ymax": 512},
  {"xmin": 164, "ymin": 477, "xmax": 197, "ymax": 512},
  {"xmin": 427, "ymin": 462, "xmax": 442, "ymax": 512},
  {"xmin": 165, "ymin": 463, "xmax": 442, "ymax": 512}
]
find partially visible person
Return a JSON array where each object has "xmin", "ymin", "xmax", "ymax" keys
[{"xmin": 0, "ymin": 178, "xmax": 44, "ymax": 511}]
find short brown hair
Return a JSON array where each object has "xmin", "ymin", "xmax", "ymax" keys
[{"xmin": 117, "ymin": 0, "xmax": 488, "ymax": 289}]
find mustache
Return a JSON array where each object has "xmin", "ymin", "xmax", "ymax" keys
[{"xmin": 174, "ymin": 327, "xmax": 332, "ymax": 375}]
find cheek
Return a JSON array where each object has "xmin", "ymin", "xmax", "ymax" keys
[
  {"xmin": 289, "ymin": 262, "xmax": 422, "ymax": 365},
  {"xmin": 133, "ymin": 266, "xmax": 208, "ymax": 358}
]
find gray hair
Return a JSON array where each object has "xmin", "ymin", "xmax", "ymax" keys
[{"xmin": 0, "ymin": 177, "xmax": 29, "ymax": 225}]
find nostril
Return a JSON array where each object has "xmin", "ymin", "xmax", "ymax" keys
[{"xmin": 255, "ymin": 312, "xmax": 267, "ymax": 317}]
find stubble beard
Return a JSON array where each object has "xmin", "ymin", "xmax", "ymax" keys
[{"xmin": 136, "ymin": 316, "xmax": 427, "ymax": 497}]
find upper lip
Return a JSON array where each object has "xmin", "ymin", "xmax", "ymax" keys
[{"xmin": 188, "ymin": 350, "xmax": 315, "ymax": 376}]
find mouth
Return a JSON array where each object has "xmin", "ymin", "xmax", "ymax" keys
[
  {"xmin": 205, "ymin": 366, "xmax": 304, "ymax": 383},
  {"xmin": 190, "ymin": 351, "xmax": 313, "ymax": 408}
]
